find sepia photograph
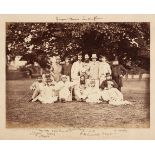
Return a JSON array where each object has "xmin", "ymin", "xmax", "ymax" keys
[
  {"xmin": 6, "ymin": 21, "xmax": 150, "ymax": 129},
  {"xmin": 0, "ymin": 14, "xmax": 154, "ymax": 139}
]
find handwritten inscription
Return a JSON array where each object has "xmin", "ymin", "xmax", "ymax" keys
[
  {"xmin": 30, "ymin": 128, "xmax": 128, "ymax": 138},
  {"xmin": 56, "ymin": 16, "xmax": 104, "ymax": 22}
]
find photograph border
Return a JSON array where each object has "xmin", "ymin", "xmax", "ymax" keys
[{"xmin": 0, "ymin": 14, "xmax": 154, "ymax": 139}]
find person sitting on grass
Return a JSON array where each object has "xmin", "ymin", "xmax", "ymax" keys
[
  {"xmin": 85, "ymin": 79, "xmax": 101, "ymax": 103},
  {"xmin": 100, "ymin": 73, "xmax": 131, "ymax": 105},
  {"xmin": 30, "ymin": 75, "xmax": 42, "ymax": 91},
  {"xmin": 31, "ymin": 77, "xmax": 58, "ymax": 104},
  {"xmin": 29, "ymin": 75, "xmax": 44, "ymax": 102},
  {"xmin": 55, "ymin": 75, "xmax": 77, "ymax": 102},
  {"xmin": 74, "ymin": 75, "xmax": 87, "ymax": 102}
]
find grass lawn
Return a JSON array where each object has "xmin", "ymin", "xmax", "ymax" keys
[{"xmin": 6, "ymin": 79, "xmax": 150, "ymax": 128}]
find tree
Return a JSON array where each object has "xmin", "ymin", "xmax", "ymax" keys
[{"xmin": 6, "ymin": 22, "xmax": 150, "ymax": 70}]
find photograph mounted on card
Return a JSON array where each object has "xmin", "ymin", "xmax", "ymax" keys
[{"xmin": 0, "ymin": 14, "xmax": 154, "ymax": 139}]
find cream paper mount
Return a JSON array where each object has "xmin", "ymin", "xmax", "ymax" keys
[{"xmin": 0, "ymin": 14, "xmax": 154, "ymax": 139}]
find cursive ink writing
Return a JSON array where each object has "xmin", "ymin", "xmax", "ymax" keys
[{"xmin": 56, "ymin": 16, "xmax": 104, "ymax": 22}]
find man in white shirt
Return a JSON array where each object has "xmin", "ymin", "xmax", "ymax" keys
[
  {"xmin": 71, "ymin": 54, "xmax": 83, "ymax": 81},
  {"xmin": 99, "ymin": 56, "xmax": 111, "ymax": 84}
]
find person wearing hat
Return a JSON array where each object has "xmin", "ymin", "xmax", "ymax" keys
[
  {"xmin": 50, "ymin": 55, "xmax": 62, "ymax": 82},
  {"xmin": 100, "ymin": 73, "xmax": 118, "ymax": 90},
  {"xmin": 55, "ymin": 75, "xmax": 77, "ymax": 102},
  {"xmin": 99, "ymin": 73, "xmax": 131, "ymax": 105},
  {"xmin": 111, "ymin": 58, "xmax": 127, "ymax": 91},
  {"xmin": 71, "ymin": 54, "xmax": 84, "ymax": 81},
  {"xmin": 62, "ymin": 57, "xmax": 72, "ymax": 81},
  {"xmin": 89, "ymin": 54, "xmax": 99, "ymax": 80},
  {"xmin": 99, "ymin": 56, "xmax": 111, "ymax": 84}
]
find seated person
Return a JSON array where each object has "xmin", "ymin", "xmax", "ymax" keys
[
  {"xmin": 29, "ymin": 75, "xmax": 44, "ymax": 102},
  {"xmin": 55, "ymin": 75, "xmax": 76, "ymax": 102},
  {"xmin": 85, "ymin": 79, "xmax": 101, "ymax": 103},
  {"xmin": 100, "ymin": 73, "xmax": 118, "ymax": 90},
  {"xmin": 32, "ymin": 78, "xmax": 58, "ymax": 104},
  {"xmin": 74, "ymin": 75, "xmax": 87, "ymax": 102},
  {"xmin": 100, "ymin": 73, "xmax": 131, "ymax": 105},
  {"xmin": 30, "ymin": 75, "xmax": 42, "ymax": 91}
]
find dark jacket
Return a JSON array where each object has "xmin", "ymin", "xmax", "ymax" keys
[
  {"xmin": 111, "ymin": 64, "xmax": 127, "ymax": 87},
  {"xmin": 111, "ymin": 64, "xmax": 127, "ymax": 77},
  {"xmin": 100, "ymin": 79, "xmax": 118, "ymax": 90},
  {"xmin": 62, "ymin": 63, "xmax": 72, "ymax": 79}
]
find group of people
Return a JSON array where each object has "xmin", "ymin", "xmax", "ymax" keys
[{"xmin": 29, "ymin": 53, "xmax": 131, "ymax": 105}]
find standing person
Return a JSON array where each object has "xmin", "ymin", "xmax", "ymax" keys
[
  {"xmin": 111, "ymin": 59, "xmax": 127, "ymax": 91},
  {"xmin": 83, "ymin": 54, "xmax": 91, "ymax": 79},
  {"xmin": 71, "ymin": 54, "xmax": 83, "ymax": 81},
  {"xmin": 99, "ymin": 56, "xmax": 111, "ymax": 84},
  {"xmin": 89, "ymin": 54, "xmax": 99, "ymax": 80},
  {"xmin": 50, "ymin": 56, "xmax": 62, "ymax": 82},
  {"xmin": 62, "ymin": 57, "xmax": 72, "ymax": 81}
]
